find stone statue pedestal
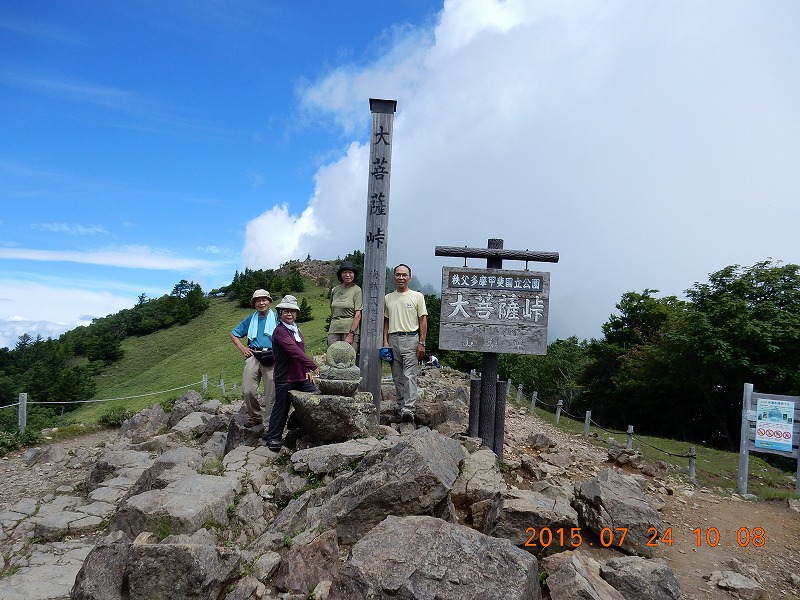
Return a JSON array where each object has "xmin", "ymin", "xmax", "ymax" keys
[{"xmin": 290, "ymin": 391, "xmax": 377, "ymax": 442}]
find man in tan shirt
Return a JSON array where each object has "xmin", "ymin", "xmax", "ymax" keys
[{"xmin": 383, "ymin": 264, "xmax": 428, "ymax": 421}]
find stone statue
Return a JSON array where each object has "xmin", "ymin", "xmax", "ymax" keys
[{"xmin": 317, "ymin": 341, "xmax": 362, "ymax": 396}]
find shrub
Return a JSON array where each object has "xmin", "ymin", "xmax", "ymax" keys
[{"xmin": 99, "ymin": 406, "xmax": 135, "ymax": 427}]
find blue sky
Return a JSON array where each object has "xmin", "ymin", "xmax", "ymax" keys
[{"xmin": 2, "ymin": 0, "xmax": 799, "ymax": 350}]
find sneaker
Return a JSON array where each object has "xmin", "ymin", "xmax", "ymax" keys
[
  {"xmin": 263, "ymin": 439, "xmax": 283, "ymax": 452},
  {"xmin": 400, "ymin": 409, "xmax": 415, "ymax": 423}
]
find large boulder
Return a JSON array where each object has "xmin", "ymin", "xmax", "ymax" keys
[
  {"xmin": 290, "ymin": 390, "xmax": 378, "ymax": 442},
  {"xmin": 542, "ymin": 550, "xmax": 625, "ymax": 599},
  {"xmin": 573, "ymin": 469, "xmax": 664, "ymax": 558},
  {"xmin": 119, "ymin": 404, "xmax": 170, "ymax": 444},
  {"xmin": 111, "ymin": 473, "xmax": 241, "ymax": 538},
  {"xmin": 86, "ymin": 449, "xmax": 156, "ymax": 492},
  {"xmin": 483, "ymin": 489, "xmax": 579, "ymax": 556},
  {"xmin": 168, "ymin": 390, "xmax": 206, "ymax": 427},
  {"xmin": 451, "ymin": 447, "xmax": 507, "ymax": 509},
  {"xmin": 274, "ymin": 529, "xmax": 339, "ymax": 593},
  {"xmin": 600, "ymin": 556, "xmax": 682, "ymax": 600},
  {"xmin": 329, "ymin": 515, "xmax": 541, "ymax": 600},
  {"xmin": 290, "ymin": 437, "xmax": 399, "ymax": 475},
  {"xmin": 312, "ymin": 428, "xmax": 465, "ymax": 543}
]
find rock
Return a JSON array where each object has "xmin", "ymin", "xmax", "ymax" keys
[
  {"xmin": 483, "ymin": 489, "xmax": 579, "ymax": 555},
  {"xmin": 168, "ymin": 390, "xmax": 206, "ymax": 427},
  {"xmin": 542, "ymin": 550, "xmax": 625, "ymax": 599},
  {"xmin": 87, "ymin": 449, "xmax": 156, "ymax": 491},
  {"xmin": 315, "ymin": 378, "xmax": 361, "ymax": 395},
  {"xmin": 171, "ymin": 411, "xmax": 218, "ymax": 442},
  {"xmin": 706, "ymin": 570, "xmax": 767, "ymax": 599},
  {"xmin": 600, "ymin": 556, "xmax": 682, "ymax": 599},
  {"xmin": 112, "ymin": 473, "xmax": 241, "ymax": 538},
  {"xmin": 328, "ymin": 516, "xmax": 541, "ymax": 600},
  {"xmin": 290, "ymin": 437, "xmax": 399, "ymax": 475},
  {"xmin": 71, "ymin": 533, "xmax": 131, "ymax": 600},
  {"xmin": 223, "ymin": 413, "xmax": 266, "ymax": 455},
  {"xmin": 119, "ymin": 404, "xmax": 170, "ymax": 444},
  {"xmin": 573, "ymin": 469, "xmax": 664, "ymax": 557},
  {"xmin": 312, "ymin": 429, "xmax": 465, "ymax": 543},
  {"xmin": 451, "ymin": 447, "xmax": 507, "ymax": 509},
  {"xmin": 125, "ymin": 539, "xmax": 241, "ymax": 599},
  {"xmin": 0, "ymin": 540, "xmax": 95, "ymax": 600},
  {"xmin": 121, "ymin": 446, "xmax": 204, "ymax": 501},
  {"xmin": 528, "ymin": 432, "xmax": 557, "ymax": 451},
  {"xmin": 290, "ymin": 391, "xmax": 378, "ymax": 442},
  {"xmin": 275, "ymin": 529, "xmax": 339, "ymax": 593}
]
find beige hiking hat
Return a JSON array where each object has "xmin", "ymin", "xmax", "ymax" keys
[{"xmin": 250, "ymin": 289, "xmax": 273, "ymax": 306}]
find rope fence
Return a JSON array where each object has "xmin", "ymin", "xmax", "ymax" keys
[
  {"xmin": 502, "ymin": 380, "xmax": 698, "ymax": 480},
  {"xmin": 1, "ymin": 376, "xmax": 216, "ymax": 434}
]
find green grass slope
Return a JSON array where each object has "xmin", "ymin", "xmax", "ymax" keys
[
  {"xmin": 70, "ymin": 281, "xmax": 332, "ymax": 423},
  {"xmin": 61, "ymin": 277, "xmax": 796, "ymax": 501}
]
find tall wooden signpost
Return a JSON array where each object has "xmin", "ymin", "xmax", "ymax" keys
[
  {"xmin": 436, "ymin": 239, "xmax": 559, "ymax": 457},
  {"xmin": 360, "ymin": 99, "xmax": 397, "ymax": 410}
]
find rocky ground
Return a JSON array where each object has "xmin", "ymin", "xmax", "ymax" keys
[
  {"xmin": 1, "ymin": 376, "xmax": 799, "ymax": 599},
  {"xmin": 499, "ymin": 406, "xmax": 800, "ymax": 599}
]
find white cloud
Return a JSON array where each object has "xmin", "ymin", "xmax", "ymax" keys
[
  {"xmin": 241, "ymin": 0, "xmax": 800, "ymax": 341},
  {"xmin": 0, "ymin": 280, "xmax": 134, "ymax": 349},
  {"xmin": 32, "ymin": 222, "xmax": 109, "ymax": 235},
  {"xmin": 241, "ymin": 203, "xmax": 323, "ymax": 269},
  {"xmin": 0, "ymin": 246, "xmax": 222, "ymax": 271}
]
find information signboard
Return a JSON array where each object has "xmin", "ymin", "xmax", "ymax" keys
[
  {"xmin": 438, "ymin": 267, "xmax": 550, "ymax": 354},
  {"xmin": 755, "ymin": 397, "xmax": 795, "ymax": 452}
]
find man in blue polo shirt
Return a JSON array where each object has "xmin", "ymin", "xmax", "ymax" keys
[{"xmin": 230, "ymin": 289, "xmax": 277, "ymax": 427}]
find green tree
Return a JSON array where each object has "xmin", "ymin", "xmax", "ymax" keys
[
  {"xmin": 170, "ymin": 279, "xmax": 195, "ymax": 298},
  {"xmin": 579, "ymin": 261, "xmax": 800, "ymax": 448},
  {"xmin": 297, "ymin": 297, "xmax": 314, "ymax": 323}
]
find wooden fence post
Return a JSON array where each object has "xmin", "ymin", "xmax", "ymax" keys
[
  {"xmin": 688, "ymin": 446, "xmax": 696, "ymax": 482},
  {"xmin": 515, "ymin": 384, "xmax": 523, "ymax": 404},
  {"xmin": 555, "ymin": 399, "xmax": 563, "ymax": 424},
  {"xmin": 493, "ymin": 380, "xmax": 508, "ymax": 459},
  {"xmin": 584, "ymin": 410, "xmax": 591, "ymax": 438},
  {"xmin": 529, "ymin": 391, "xmax": 538, "ymax": 413},
  {"xmin": 202, "ymin": 374, "xmax": 208, "ymax": 393},
  {"xmin": 626, "ymin": 425, "xmax": 634, "ymax": 450}
]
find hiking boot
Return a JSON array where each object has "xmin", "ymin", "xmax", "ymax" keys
[{"xmin": 262, "ymin": 438, "xmax": 283, "ymax": 452}]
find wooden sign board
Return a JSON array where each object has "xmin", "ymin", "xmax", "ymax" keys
[{"xmin": 439, "ymin": 267, "xmax": 550, "ymax": 354}]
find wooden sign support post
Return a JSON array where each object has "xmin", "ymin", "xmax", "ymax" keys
[
  {"xmin": 435, "ymin": 239, "xmax": 559, "ymax": 457},
  {"xmin": 360, "ymin": 99, "xmax": 397, "ymax": 412}
]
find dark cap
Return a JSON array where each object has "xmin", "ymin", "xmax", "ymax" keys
[{"xmin": 336, "ymin": 261, "xmax": 358, "ymax": 283}]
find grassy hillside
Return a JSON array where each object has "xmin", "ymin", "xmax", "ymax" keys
[
  {"xmin": 69, "ymin": 281, "xmax": 332, "ymax": 423},
  {"xmin": 58, "ymin": 275, "xmax": 797, "ymax": 501}
]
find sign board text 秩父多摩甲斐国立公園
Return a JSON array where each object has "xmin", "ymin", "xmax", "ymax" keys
[{"xmin": 438, "ymin": 267, "xmax": 550, "ymax": 355}]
